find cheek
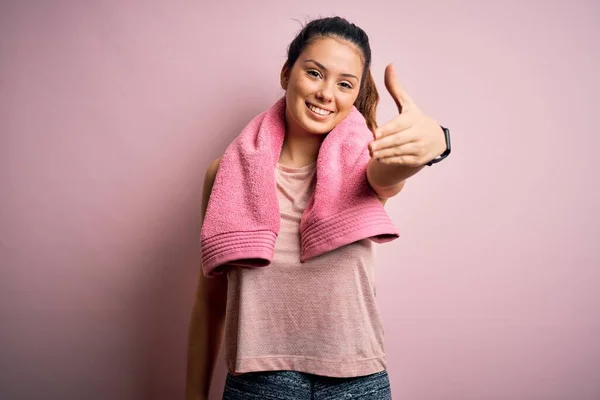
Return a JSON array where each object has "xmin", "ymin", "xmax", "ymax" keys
[
  {"xmin": 338, "ymin": 95, "xmax": 357, "ymax": 112},
  {"xmin": 335, "ymin": 110, "xmax": 351, "ymax": 123}
]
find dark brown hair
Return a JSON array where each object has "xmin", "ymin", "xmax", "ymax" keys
[{"xmin": 283, "ymin": 16, "xmax": 379, "ymax": 132}]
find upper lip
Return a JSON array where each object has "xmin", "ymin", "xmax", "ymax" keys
[{"xmin": 306, "ymin": 102, "xmax": 334, "ymax": 112}]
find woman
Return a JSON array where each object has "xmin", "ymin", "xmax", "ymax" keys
[{"xmin": 187, "ymin": 16, "xmax": 450, "ymax": 400}]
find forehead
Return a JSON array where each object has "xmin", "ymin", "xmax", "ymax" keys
[{"xmin": 298, "ymin": 37, "xmax": 364, "ymax": 75}]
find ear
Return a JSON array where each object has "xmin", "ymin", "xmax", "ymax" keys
[{"xmin": 280, "ymin": 63, "xmax": 290, "ymax": 90}]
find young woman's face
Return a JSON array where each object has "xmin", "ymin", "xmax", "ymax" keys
[{"xmin": 281, "ymin": 37, "xmax": 364, "ymax": 136}]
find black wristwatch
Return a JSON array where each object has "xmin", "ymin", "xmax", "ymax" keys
[{"xmin": 426, "ymin": 125, "xmax": 451, "ymax": 166}]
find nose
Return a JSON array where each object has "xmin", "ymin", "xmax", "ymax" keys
[{"xmin": 315, "ymin": 81, "xmax": 334, "ymax": 103}]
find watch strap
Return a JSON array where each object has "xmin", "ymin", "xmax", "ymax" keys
[{"xmin": 426, "ymin": 125, "xmax": 451, "ymax": 166}]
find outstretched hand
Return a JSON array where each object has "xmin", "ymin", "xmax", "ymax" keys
[{"xmin": 368, "ymin": 64, "xmax": 446, "ymax": 167}]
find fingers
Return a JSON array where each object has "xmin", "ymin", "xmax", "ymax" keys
[
  {"xmin": 375, "ymin": 113, "xmax": 412, "ymax": 139},
  {"xmin": 376, "ymin": 154, "xmax": 422, "ymax": 167},
  {"xmin": 369, "ymin": 128, "xmax": 419, "ymax": 156},
  {"xmin": 371, "ymin": 140, "xmax": 422, "ymax": 161}
]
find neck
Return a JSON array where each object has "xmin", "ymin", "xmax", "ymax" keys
[{"xmin": 279, "ymin": 112, "xmax": 326, "ymax": 167}]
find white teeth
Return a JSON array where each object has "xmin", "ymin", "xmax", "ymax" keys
[{"xmin": 307, "ymin": 103, "xmax": 332, "ymax": 116}]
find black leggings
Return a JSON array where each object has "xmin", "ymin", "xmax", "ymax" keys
[{"xmin": 223, "ymin": 369, "xmax": 392, "ymax": 399}]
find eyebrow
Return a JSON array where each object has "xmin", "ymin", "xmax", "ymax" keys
[{"xmin": 303, "ymin": 59, "xmax": 359, "ymax": 81}]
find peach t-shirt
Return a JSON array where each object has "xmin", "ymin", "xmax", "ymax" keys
[{"xmin": 222, "ymin": 160, "xmax": 386, "ymax": 378}]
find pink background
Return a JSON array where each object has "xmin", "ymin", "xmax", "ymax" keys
[{"xmin": 1, "ymin": 0, "xmax": 598, "ymax": 399}]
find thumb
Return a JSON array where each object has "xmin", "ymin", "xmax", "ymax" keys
[{"xmin": 384, "ymin": 63, "xmax": 413, "ymax": 114}]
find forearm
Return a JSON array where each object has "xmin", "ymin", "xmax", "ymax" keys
[
  {"xmin": 366, "ymin": 157, "xmax": 424, "ymax": 198},
  {"xmin": 185, "ymin": 298, "xmax": 227, "ymax": 400}
]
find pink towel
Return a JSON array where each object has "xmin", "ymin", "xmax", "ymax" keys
[{"xmin": 200, "ymin": 97, "xmax": 399, "ymax": 277}]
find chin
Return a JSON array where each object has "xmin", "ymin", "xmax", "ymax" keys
[{"xmin": 302, "ymin": 120, "xmax": 333, "ymax": 135}]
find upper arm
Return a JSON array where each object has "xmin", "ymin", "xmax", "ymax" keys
[
  {"xmin": 197, "ymin": 156, "xmax": 227, "ymax": 306},
  {"xmin": 200, "ymin": 156, "xmax": 222, "ymax": 221}
]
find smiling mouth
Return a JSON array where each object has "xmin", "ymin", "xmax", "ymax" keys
[{"xmin": 306, "ymin": 102, "xmax": 333, "ymax": 116}]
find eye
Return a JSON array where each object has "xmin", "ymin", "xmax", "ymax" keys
[
  {"xmin": 307, "ymin": 69, "xmax": 322, "ymax": 78},
  {"xmin": 339, "ymin": 81, "xmax": 353, "ymax": 89}
]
